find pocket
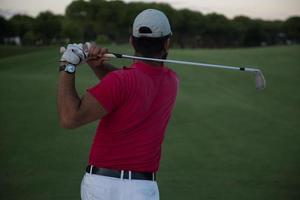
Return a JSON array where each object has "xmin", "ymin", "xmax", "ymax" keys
[
  {"xmin": 81, "ymin": 183, "xmax": 94, "ymax": 200},
  {"xmin": 133, "ymin": 181, "xmax": 159, "ymax": 200},
  {"xmin": 80, "ymin": 174, "xmax": 109, "ymax": 200}
]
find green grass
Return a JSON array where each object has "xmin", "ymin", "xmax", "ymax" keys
[
  {"xmin": 0, "ymin": 45, "xmax": 299, "ymax": 200},
  {"xmin": 0, "ymin": 45, "xmax": 51, "ymax": 58}
]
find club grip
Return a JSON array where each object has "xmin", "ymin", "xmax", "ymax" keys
[
  {"xmin": 105, "ymin": 53, "xmax": 122, "ymax": 58},
  {"xmin": 60, "ymin": 46, "xmax": 66, "ymax": 53},
  {"xmin": 60, "ymin": 46, "xmax": 121, "ymax": 59},
  {"xmin": 104, "ymin": 53, "xmax": 117, "ymax": 58}
]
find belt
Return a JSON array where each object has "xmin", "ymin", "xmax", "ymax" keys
[{"xmin": 85, "ymin": 165, "xmax": 156, "ymax": 181}]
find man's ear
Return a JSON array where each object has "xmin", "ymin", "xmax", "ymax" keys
[
  {"xmin": 164, "ymin": 38, "xmax": 171, "ymax": 51},
  {"xmin": 129, "ymin": 35, "xmax": 133, "ymax": 47}
]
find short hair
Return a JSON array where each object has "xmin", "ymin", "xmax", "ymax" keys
[{"xmin": 131, "ymin": 35, "xmax": 170, "ymax": 58}]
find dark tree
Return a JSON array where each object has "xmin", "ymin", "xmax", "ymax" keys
[
  {"xmin": 2, "ymin": 0, "xmax": 300, "ymax": 47},
  {"xmin": 284, "ymin": 16, "xmax": 300, "ymax": 43},
  {"xmin": 0, "ymin": 16, "xmax": 13, "ymax": 43},
  {"xmin": 33, "ymin": 11, "xmax": 63, "ymax": 44}
]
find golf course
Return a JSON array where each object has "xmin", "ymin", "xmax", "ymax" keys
[{"xmin": 0, "ymin": 45, "xmax": 299, "ymax": 200}]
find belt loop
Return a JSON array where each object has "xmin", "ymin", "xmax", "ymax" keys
[
  {"xmin": 129, "ymin": 171, "xmax": 132, "ymax": 181},
  {"xmin": 152, "ymin": 173, "xmax": 155, "ymax": 181},
  {"xmin": 120, "ymin": 170, "xmax": 124, "ymax": 180},
  {"xmin": 90, "ymin": 165, "xmax": 93, "ymax": 175}
]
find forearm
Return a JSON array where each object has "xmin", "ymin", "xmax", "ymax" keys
[
  {"xmin": 89, "ymin": 62, "xmax": 119, "ymax": 79},
  {"xmin": 57, "ymin": 71, "xmax": 81, "ymax": 127}
]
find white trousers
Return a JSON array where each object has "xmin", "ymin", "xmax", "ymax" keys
[{"xmin": 81, "ymin": 173, "xmax": 159, "ymax": 200}]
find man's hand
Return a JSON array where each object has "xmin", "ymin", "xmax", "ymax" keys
[
  {"xmin": 86, "ymin": 45, "xmax": 109, "ymax": 68},
  {"xmin": 85, "ymin": 44, "xmax": 118, "ymax": 79},
  {"xmin": 60, "ymin": 43, "xmax": 88, "ymax": 65}
]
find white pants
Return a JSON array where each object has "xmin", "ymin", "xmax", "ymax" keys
[{"xmin": 81, "ymin": 173, "xmax": 159, "ymax": 200}]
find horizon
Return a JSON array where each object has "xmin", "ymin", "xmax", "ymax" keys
[{"xmin": 0, "ymin": 0, "xmax": 300, "ymax": 21}]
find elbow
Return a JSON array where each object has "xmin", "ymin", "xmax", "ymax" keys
[
  {"xmin": 59, "ymin": 119, "xmax": 76, "ymax": 129},
  {"xmin": 59, "ymin": 116, "xmax": 79, "ymax": 129},
  {"xmin": 60, "ymin": 120, "xmax": 76, "ymax": 129}
]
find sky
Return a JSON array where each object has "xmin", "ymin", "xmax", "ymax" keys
[{"xmin": 0, "ymin": 0, "xmax": 299, "ymax": 20}]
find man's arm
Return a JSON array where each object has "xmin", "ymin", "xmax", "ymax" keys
[
  {"xmin": 88, "ymin": 62, "xmax": 118, "ymax": 80},
  {"xmin": 57, "ymin": 65, "xmax": 107, "ymax": 129},
  {"xmin": 87, "ymin": 45, "xmax": 119, "ymax": 80}
]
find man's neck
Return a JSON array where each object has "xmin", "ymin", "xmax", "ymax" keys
[{"xmin": 134, "ymin": 53, "xmax": 166, "ymax": 67}]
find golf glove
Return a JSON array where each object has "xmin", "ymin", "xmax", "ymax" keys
[{"xmin": 60, "ymin": 43, "xmax": 89, "ymax": 65}]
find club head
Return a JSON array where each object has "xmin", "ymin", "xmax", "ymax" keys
[{"xmin": 254, "ymin": 70, "xmax": 266, "ymax": 90}]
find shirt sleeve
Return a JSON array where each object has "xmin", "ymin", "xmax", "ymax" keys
[{"xmin": 87, "ymin": 72, "xmax": 124, "ymax": 113}]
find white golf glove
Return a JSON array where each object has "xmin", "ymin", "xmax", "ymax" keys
[{"xmin": 60, "ymin": 43, "xmax": 89, "ymax": 65}]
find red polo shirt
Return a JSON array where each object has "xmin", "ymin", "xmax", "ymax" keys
[{"xmin": 87, "ymin": 61, "xmax": 179, "ymax": 172}]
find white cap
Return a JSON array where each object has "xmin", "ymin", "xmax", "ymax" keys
[{"xmin": 132, "ymin": 9, "xmax": 172, "ymax": 38}]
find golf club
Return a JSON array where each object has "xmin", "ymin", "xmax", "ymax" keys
[
  {"xmin": 60, "ymin": 45, "xmax": 266, "ymax": 90},
  {"xmin": 105, "ymin": 53, "xmax": 266, "ymax": 90}
]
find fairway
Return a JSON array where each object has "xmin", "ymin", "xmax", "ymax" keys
[{"xmin": 0, "ymin": 45, "xmax": 299, "ymax": 200}]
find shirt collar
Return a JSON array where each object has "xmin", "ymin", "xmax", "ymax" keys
[{"xmin": 132, "ymin": 61, "xmax": 168, "ymax": 75}]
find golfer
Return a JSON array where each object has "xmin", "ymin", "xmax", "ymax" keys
[{"xmin": 57, "ymin": 9, "xmax": 178, "ymax": 200}]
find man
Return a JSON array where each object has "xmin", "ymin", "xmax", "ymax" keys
[{"xmin": 57, "ymin": 9, "xmax": 178, "ymax": 200}]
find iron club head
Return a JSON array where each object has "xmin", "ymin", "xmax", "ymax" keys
[{"xmin": 254, "ymin": 70, "xmax": 266, "ymax": 90}]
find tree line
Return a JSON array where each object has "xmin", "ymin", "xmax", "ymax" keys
[{"xmin": 1, "ymin": 0, "xmax": 300, "ymax": 48}]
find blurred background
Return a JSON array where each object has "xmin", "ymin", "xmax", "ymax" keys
[
  {"xmin": 0, "ymin": 0, "xmax": 300, "ymax": 48},
  {"xmin": 0, "ymin": 1, "xmax": 299, "ymax": 200}
]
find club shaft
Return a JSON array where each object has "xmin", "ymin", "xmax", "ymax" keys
[{"xmin": 105, "ymin": 53, "xmax": 259, "ymax": 73}]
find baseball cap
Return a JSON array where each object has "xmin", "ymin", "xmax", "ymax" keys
[{"xmin": 132, "ymin": 9, "xmax": 172, "ymax": 38}]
